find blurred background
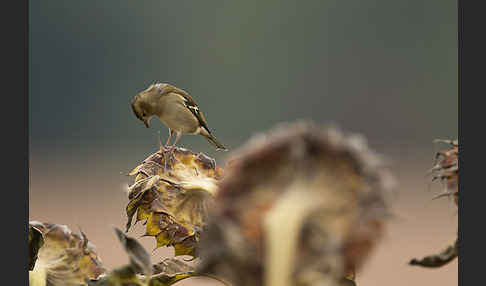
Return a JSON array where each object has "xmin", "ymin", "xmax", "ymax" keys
[{"xmin": 29, "ymin": 1, "xmax": 458, "ymax": 285}]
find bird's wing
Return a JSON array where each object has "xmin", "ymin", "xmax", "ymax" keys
[{"xmin": 169, "ymin": 87, "xmax": 212, "ymax": 134}]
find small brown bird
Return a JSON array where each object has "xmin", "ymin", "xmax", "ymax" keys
[{"xmin": 131, "ymin": 83, "xmax": 228, "ymax": 152}]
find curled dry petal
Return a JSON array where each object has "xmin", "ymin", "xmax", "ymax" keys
[
  {"xmin": 198, "ymin": 121, "xmax": 395, "ymax": 286},
  {"xmin": 28, "ymin": 221, "xmax": 106, "ymax": 286},
  {"xmin": 125, "ymin": 148, "xmax": 223, "ymax": 257}
]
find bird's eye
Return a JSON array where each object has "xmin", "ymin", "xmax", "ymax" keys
[{"xmin": 142, "ymin": 112, "xmax": 146, "ymax": 117}]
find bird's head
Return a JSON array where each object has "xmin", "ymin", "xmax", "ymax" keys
[
  {"xmin": 131, "ymin": 96, "xmax": 151, "ymax": 128},
  {"xmin": 131, "ymin": 83, "xmax": 170, "ymax": 128}
]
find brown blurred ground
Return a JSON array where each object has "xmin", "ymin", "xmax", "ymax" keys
[{"xmin": 29, "ymin": 151, "xmax": 457, "ymax": 286}]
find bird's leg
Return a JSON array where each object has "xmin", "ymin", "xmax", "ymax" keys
[
  {"xmin": 158, "ymin": 132, "xmax": 164, "ymax": 151},
  {"xmin": 163, "ymin": 132, "xmax": 182, "ymax": 171},
  {"xmin": 167, "ymin": 132, "xmax": 182, "ymax": 156},
  {"xmin": 168, "ymin": 132, "xmax": 182, "ymax": 152},
  {"xmin": 160, "ymin": 130, "xmax": 175, "ymax": 156},
  {"xmin": 161, "ymin": 129, "xmax": 173, "ymax": 152},
  {"xmin": 164, "ymin": 129, "xmax": 174, "ymax": 148}
]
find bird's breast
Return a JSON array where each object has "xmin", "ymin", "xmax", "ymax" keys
[{"xmin": 158, "ymin": 102, "xmax": 200, "ymax": 134}]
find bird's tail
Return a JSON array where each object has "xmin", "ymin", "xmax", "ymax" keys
[{"xmin": 201, "ymin": 132, "xmax": 228, "ymax": 151}]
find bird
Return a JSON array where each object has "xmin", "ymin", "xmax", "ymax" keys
[{"xmin": 131, "ymin": 82, "xmax": 228, "ymax": 154}]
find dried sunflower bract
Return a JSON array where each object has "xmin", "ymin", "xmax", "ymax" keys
[
  {"xmin": 28, "ymin": 221, "xmax": 106, "ymax": 286},
  {"xmin": 409, "ymin": 139, "xmax": 458, "ymax": 268}
]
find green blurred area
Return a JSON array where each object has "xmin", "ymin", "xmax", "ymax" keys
[{"xmin": 29, "ymin": 0, "xmax": 457, "ymax": 164}]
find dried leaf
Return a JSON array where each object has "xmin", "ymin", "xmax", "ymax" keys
[
  {"xmin": 86, "ymin": 229, "xmax": 151, "ymax": 286},
  {"xmin": 114, "ymin": 227, "xmax": 153, "ymax": 276},
  {"xmin": 151, "ymin": 258, "xmax": 195, "ymax": 275},
  {"xmin": 198, "ymin": 121, "xmax": 394, "ymax": 286},
  {"xmin": 149, "ymin": 258, "xmax": 196, "ymax": 285},
  {"xmin": 87, "ymin": 265, "xmax": 146, "ymax": 286},
  {"xmin": 340, "ymin": 278, "xmax": 357, "ymax": 286},
  {"xmin": 87, "ymin": 231, "xmax": 212, "ymax": 286},
  {"xmin": 125, "ymin": 148, "xmax": 222, "ymax": 257},
  {"xmin": 409, "ymin": 238, "xmax": 458, "ymax": 268},
  {"xmin": 29, "ymin": 223, "xmax": 44, "ymax": 270}
]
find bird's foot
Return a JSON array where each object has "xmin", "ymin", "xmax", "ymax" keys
[
  {"xmin": 160, "ymin": 145, "xmax": 170, "ymax": 153},
  {"xmin": 158, "ymin": 134, "xmax": 168, "ymax": 151},
  {"xmin": 158, "ymin": 134, "xmax": 173, "ymax": 152}
]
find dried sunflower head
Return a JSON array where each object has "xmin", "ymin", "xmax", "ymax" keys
[
  {"xmin": 126, "ymin": 147, "xmax": 223, "ymax": 257},
  {"xmin": 408, "ymin": 139, "xmax": 459, "ymax": 268},
  {"xmin": 198, "ymin": 121, "xmax": 395, "ymax": 286},
  {"xmin": 29, "ymin": 221, "xmax": 105, "ymax": 286},
  {"xmin": 430, "ymin": 139, "xmax": 458, "ymax": 205}
]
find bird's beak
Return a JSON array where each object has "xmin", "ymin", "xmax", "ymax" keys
[{"xmin": 144, "ymin": 118, "xmax": 150, "ymax": 128}]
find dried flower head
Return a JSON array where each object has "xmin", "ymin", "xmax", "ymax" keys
[
  {"xmin": 430, "ymin": 139, "xmax": 458, "ymax": 205},
  {"xmin": 28, "ymin": 221, "xmax": 105, "ymax": 286},
  {"xmin": 409, "ymin": 139, "xmax": 458, "ymax": 268},
  {"xmin": 126, "ymin": 147, "xmax": 223, "ymax": 257},
  {"xmin": 198, "ymin": 121, "xmax": 395, "ymax": 286}
]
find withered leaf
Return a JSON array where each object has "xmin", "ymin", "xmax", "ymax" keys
[
  {"xmin": 409, "ymin": 238, "xmax": 458, "ymax": 268},
  {"xmin": 87, "ymin": 265, "xmax": 145, "ymax": 286},
  {"xmin": 88, "ymin": 230, "xmax": 219, "ymax": 286},
  {"xmin": 28, "ymin": 223, "xmax": 44, "ymax": 270},
  {"xmin": 115, "ymin": 227, "xmax": 152, "ymax": 276},
  {"xmin": 152, "ymin": 257, "xmax": 195, "ymax": 275},
  {"xmin": 340, "ymin": 278, "xmax": 358, "ymax": 286},
  {"xmin": 148, "ymin": 258, "xmax": 196, "ymax": 286}
]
